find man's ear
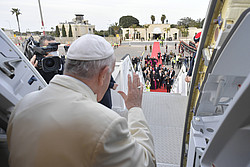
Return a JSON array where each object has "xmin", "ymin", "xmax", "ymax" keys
[{"xmin": 98, "ymin": 66, "xmax": 109, "ymax": 86}]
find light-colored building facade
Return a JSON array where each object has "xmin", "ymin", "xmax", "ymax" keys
[
  {"xmin": 122, "ymin": 24, "xmax": 202, "ymax": 41},
  {"xmin": 57, "ymin": 14, "xmax": 95, "ymax": 38}
]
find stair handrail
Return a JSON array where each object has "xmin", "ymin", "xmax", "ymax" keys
[
  {"xmin": 111, "ymin": 54, "xmax": 145, "ymax": 113},
  {"xmin": 171, "ymin": 64, "xmax": 188, "ymax": 96}
]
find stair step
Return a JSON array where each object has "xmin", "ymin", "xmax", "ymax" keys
[{"xmin": 142, "ymin": 92, "xmax": 188, "ymax": 166}]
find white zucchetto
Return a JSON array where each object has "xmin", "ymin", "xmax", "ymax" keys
[{"xmin": 67, "ymin": 34, "xmax": 114, "ymax": 61}]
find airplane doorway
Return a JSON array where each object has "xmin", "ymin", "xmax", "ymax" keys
[{"xmin": 153, "ymin": 34, "xmax": 161, "ymax": 40}]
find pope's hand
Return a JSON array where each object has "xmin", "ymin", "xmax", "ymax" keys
[{"xmin": 118, "ymin": 73, "xmax": 143, "ymax": 110}]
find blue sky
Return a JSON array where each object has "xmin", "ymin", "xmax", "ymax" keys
[{"xmin": 0, "ymin": 0, "xmax": 210, "ymax": 32}]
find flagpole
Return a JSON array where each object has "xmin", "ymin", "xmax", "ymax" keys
[{"xmin": 38, "ymin": 0, "xmax": 45, "ymax": 35}]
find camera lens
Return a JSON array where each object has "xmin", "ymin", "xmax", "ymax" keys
[
  {"xmin": 45, "ymin": 58, "xmax": 55, "ymax": 67},
  {"xmin": 42, "ymin": 56, "xmax": 60, "ymax": 72}
]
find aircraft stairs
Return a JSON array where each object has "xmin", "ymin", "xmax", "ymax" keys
[{"xmin": 112, "ymin": 56, "xmax": 188, "ymax": 166}]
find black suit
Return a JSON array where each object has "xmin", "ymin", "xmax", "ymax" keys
[
  {"xmin": 170, "ymin": 70, "xmax": 175, "ymax": 85},
  {"xmin": 99, "ymin": 76, "xmax": 116, "ymax": 109},
  {"xmin": 157, "ymin": 71, "xmax": 164, "ymax": 88},
  {"xmin": 170, "ymin": 70, "xmax": 175, "ymax": 78},
  {"xmin": 166, "ymin": 79, "xmax": 171, "ymax": 93},
  {"xmin": 150, "ymin": 73, "xmax": 157, "ymax": 89},
  {"xmin": 155, "ymin": 66, "xmax": 160, "ymax": 73}
]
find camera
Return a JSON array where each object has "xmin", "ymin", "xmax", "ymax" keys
[{"xmin": 23, "ymin": 37, "xmax": 62, "ymax": 72}]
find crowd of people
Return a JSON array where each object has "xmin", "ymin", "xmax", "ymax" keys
[
  {"xmin": 142, "ymin": 63, "xmax": 176, "ymax": 93},
  {"xmin": 132, "ymin": 47, "xmax": 188, "ymax": 93}
]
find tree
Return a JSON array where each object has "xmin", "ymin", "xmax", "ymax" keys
[
  {"xmin": 68, "ymin": 24, "xmax": 73, "ymax": 37},
  {"xmin": 119, "ymin": 15, "xmax": 140, "ymax": 28},
  {"xmin": 161, "ymin": 14, "xmax": 166, "ymax": 24},
  {"xmin": 62, "ymin": 24, "xmax": 67, "ymax": 37},
  {"xmin": 170, "ymin": 24, "xmax": 177, "ymax": 28},
  {"xmin": 107, "ymin": 23, "xmax": 118, "ymax": 37},
  {"xmin": 177, "ymin": 17, "xmax": 205, "ymax": 28},
  {"xmin": 144, "ymin": 24, "xmax": 149, "ymax": 40},
  {"xmin": 55, "ymin": 26, "xmax": 60, "ymax": 37},
  {"xmin": 94, "ymin": 30, "xmax": 109, "ymax": 37},
  {"xmin": 50, "ymin": 27, "xmax": 54, "ymax": 35},
  {"xmin": 11, "ymin": 8, "xmax": 21, "ymax": 33},
  {"xmin": 151, "ymin": 15, "xmax": 155, "ymax": 24},
  {"xmin": 177, "ymin": 25, "xmax": 189, "ymax": 37},
  {"xmin": 108, "ymin": 26, "xmax": 114, "ymax": 37},
  {"xmin": 178, "ymin": 17, "xmax": 194, "ymax": 27},
  {"xmin": 112, "ymin": 22, "xmax": 121, "ymax": 36},
  {"xmin": 196, "ymin": 18, "xmax": 205, "ymax": 28}
]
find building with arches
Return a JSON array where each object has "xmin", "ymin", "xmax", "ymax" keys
[{"xmin": 122, "ymin": 24, "xmax": 202, "ymax": 41}]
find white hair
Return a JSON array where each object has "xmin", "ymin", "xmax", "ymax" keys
[{"xmin": 64, "ymin": 54, "xmax": 115, "ymax": 79}]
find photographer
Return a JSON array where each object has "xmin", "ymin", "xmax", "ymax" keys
[{"xmin": 29, "ymin": 35, "xmax": 64, "ymax": 83}]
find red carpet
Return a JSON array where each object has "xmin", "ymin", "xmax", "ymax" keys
[
  {"xmin": 149, "ymin": 42, "xmax": 165, "ymax": 93},
  {"xmin": 151, "ymin": 42, "xmax": 162, "ymax": 65},
  {"xmin": 150, "ymin": 85, "xmax": 170, "ymax": 93}
]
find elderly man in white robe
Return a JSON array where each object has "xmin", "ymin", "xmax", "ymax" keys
[{"xmin": 7, "ymin": 34, "xmax": 156, "ymax": 167}]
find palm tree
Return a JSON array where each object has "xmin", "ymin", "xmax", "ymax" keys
[
  {"xmin": 151, "ymin": 15, "xmax": 155, "ymax": 24},
  {"xmin": 144, "ymin": 24, "xmax": 149, "ymax": 41},
  {"xmin": 11, "ymin": 8, "xmax": 21, "ymax": 33},
  {"xmin": 161, "ymin": 14, "xmax": 166, "ymax": 24},
  {"xmin": 177, "ymin": 25, "xmax": 189, "ymax": 37},
  {"xmin": 163, "ymin": 27, "xmax": 171, "ymax": 40},
  {"xmin": 112, "ymin": 22, "xmax": 120, "ymax": 36}
]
